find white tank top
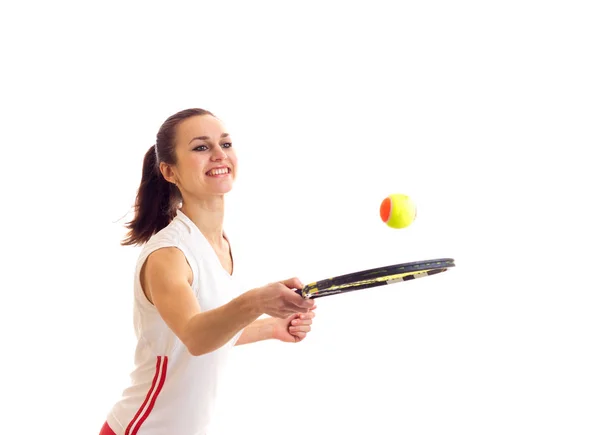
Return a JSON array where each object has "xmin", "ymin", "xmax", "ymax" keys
[{"xmin": 105, "ymin": 210, "xmax": 244, "ymax": 435}]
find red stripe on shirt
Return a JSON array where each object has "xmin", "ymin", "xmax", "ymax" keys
[{"xmin": 125, "ymin": 356, "xmax": 168, "ymax": 435}]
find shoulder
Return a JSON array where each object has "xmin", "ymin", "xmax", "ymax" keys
[
  {"xmin": 134, "ymin": 216, "xmax": 192, "ymax": 269},
  {"xmin": 152, "ymin": 215, "xmax": 189, "ymax": 243},
  {"xmin": 139, "ymin": 214, "xmax": 196, "ymax": 271},
  {"xmin": 145, "ymin": 245, "xmax": 192, "ymax": 278},
  {"xmin": 140, "ymin": 240, "xmax": 194, "ymax": 291},
  {"xmin": 139, "ymin": 213, "xmax": 193, "ymax": 253}
]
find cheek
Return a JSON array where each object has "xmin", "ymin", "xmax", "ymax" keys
[
  {"xmin": 228, "ymin": 150, "xmax": 238, "ymax": 167},
  {"xmin": 188, "ymin": 154, "xmax": 209, "ymax": 170},
  {"xmin": 179, "ymin": 156, "xmax": 208, "ymax": 183}
]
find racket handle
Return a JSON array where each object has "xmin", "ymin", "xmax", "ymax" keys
[{"xmin": 295, "ymin": 288, "xmax": 309, "ymax": 299}]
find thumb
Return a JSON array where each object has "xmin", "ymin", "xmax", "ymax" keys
[{"xmin": 279, "ymin": 277, "xmax": 304, "ymax": 291}]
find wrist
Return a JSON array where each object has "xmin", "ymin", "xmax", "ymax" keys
[
  {"xmin": 263, "ymin": 317, "xmax": 277, "ymax": 340},
  {"xmin": 242, "ymin": 288, "xmax": 265, "ymax": 317}
]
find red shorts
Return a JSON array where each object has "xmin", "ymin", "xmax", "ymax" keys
[{"xmin": 100, "ymin": 421, "xmax": 117, "ymax": 435}]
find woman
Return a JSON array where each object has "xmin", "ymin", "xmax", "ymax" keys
[{"xmin": 99, "ymin": 108, "xmax": 316, "ymax": 435}]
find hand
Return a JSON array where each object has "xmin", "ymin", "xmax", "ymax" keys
[
  {"xmin": 254, "ymin": 277, "xmax": 315, "ymax": 319},
  {"xmin": 272, "ymin": 304, "xmax": 317, "ymax": 343}
]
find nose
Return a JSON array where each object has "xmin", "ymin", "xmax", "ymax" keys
[{"xmin": 210, "ymin": 146, "xmax": 227, "ymax": 161}]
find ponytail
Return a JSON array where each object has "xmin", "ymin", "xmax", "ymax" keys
[
  {"xmin": 121, "ymin": 145, "xmax": 181, "ymax": 246},
  {"xmin": 121, "ymin": 108, "xmax": 214, "ymax": 246}
]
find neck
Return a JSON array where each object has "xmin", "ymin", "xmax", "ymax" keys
[{"xmin": 180, "ymin": 197, "xmax": 226, "ymax": 247}]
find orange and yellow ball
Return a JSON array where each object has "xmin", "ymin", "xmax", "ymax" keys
[{"xmin": 380, "ymin": 194, "xmax": 417, "ymax": 229}]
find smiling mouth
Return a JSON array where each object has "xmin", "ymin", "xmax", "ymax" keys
[{"xmin": 206, "ymin": 167, "xmax": 231, "ymax": 176}]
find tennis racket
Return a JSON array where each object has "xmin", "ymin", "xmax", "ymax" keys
[{"xmin": 295, "ymin": 258, "xmax": 455, "ymax": 299}]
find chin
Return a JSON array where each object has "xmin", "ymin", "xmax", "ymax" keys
[{"xmin": 211, "ymin": 183, "xmax": 234, "ymax": 195}]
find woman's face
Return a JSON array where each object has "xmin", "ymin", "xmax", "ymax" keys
[{"xmin": 163, "ymin": 115, "xmax": 238, "ymax": 199}]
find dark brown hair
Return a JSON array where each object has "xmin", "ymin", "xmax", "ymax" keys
[{"xmin": 121, "ymin": 108, "xmax": 215, "ymax": 246}]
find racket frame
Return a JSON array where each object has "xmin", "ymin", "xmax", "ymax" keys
[{"xmin": 296, "ymin": 258, "xmax": 454, "ymax": 299}]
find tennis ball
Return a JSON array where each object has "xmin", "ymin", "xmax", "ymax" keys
[{"xmin": 380, "ymin": 194, "xmax": 417, "ymax": 229}]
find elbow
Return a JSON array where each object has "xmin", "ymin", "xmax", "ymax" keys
[
  {"xmin": 185, "ymin": 339, "xmax": 223, "ymax": 357},
  {"xmin": 184, "ymin": 336, "xmax": 208, "ymax": 357},
  {"xmin": 186, "ymin": 344, "xmax": 205, "ymax": 357},
  {"xmin": 182, "ymin": 316, "xmax": 208, "ymax": 356},
  {"xmin": 186, "ymin": 343, "xmax": 222, "ymax": 357},
  {"xmin": 181, "ymin": 314, "xmax": 225, "ymax": 356},
  {"xmin": 184, "ymin": 337, "xmax": 216, "ymax": 357}
]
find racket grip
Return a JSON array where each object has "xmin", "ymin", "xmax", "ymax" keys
[{"xmin": 295, "ymin": 288, "xmax": 309, "ymax": 299}]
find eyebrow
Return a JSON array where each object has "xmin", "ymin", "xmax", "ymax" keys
[{"xmin": 188, "ymin": 133, "xmax": 230, "ymax": 145}]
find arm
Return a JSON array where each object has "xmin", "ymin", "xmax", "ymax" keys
[
  {"xmin": 143, "ymin": 247, "xmax": 314, "ymax": 356},
  {"xmin": 235, "ymin": 317, "xmax": 276, "ymax": 346},
  {"xmin": 236, "ymin": 305, "xmax": 318, "ymax": 346}
]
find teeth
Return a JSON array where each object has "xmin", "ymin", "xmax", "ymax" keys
[{"xmin": 207, "ymin": 168, "xmax": 229, "ymax": 176}]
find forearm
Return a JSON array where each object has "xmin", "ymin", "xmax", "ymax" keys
[
  {"xmin": 235, "ymin": 317, "xmax": 276, "ymax": 346},
  {"xmin": 184, "ymin": 289, "xmax": 263, "ymax": 356}
]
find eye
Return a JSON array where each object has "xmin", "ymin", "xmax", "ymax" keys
[
  {"xmin": 193, "ymin": 145, "xmax": 209, "ymax": 151},
  {"xmin": 221, "ymin": 142, "xmax": 233, "ymax": 148}
]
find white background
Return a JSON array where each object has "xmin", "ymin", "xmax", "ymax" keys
[{"xmin": 1, "ymin": 1, "xmax": 599, "ymax": 434}]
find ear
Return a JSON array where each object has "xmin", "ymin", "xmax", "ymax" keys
[{"xmin": 159, "ymin": 162, "xmax": 179, "ymax": 185}]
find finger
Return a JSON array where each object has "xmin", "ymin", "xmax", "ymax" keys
[
  {"xmin": 280, "ymin": 310, "xmax": 298, "ymax": 319},
  {"xmin": 285, "ymin": 295, "xmax": 315, "ymax": 311},
  {"xmin": 292, "ymin": 332, "xmax": 307, "ymax": 341},
  {"xmin": 291, "ymin": 319, "xmax": 312, "ymax": 326},
  {"xmin": 280, "ymin": 277, "xmax": 304, "ymax": 290},
  {"xmin": 299, "ymin": 302, "xmax": 315, "ymax": 312},
  {"xmin": 292, "ymin": 299, "xmax": 316, "ymax": 317},
  {"xmin": 285, "ymin": 309, "xmax": 301, "ymax": 317},
  {"xmin": 290, "ymin": 325, "xmax": 311, "ymax": 333},
  {"xmin": 301, "ymin": 297, "xmax": 315, "ymax": 308},
  {"xmin": 277, "ymin": 283, "xmax": 313, "ymax": 310},
  {"xmin": 291, "ymin": 318, "xmax": 312, "ymax": 326}
]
